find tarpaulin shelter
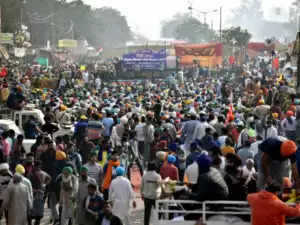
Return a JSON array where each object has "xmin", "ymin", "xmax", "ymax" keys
[
  {"xmin": 175, "ymin": 43, "xmax": 223, "ymax": 68},
  {"xmin": 247, "ymin": 42, "xmax": 275, "ymax": 58}
]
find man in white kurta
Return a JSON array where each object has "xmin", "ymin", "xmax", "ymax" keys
[
  {"xmin": 108, "ymin": 167, "xmax": 136, "ymax": 225},
  {"xmin": 1, "ymin": 174, "xmax": 32, "ymax": 225}
]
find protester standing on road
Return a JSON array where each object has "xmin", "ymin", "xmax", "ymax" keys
[
  {"xmin": 0, "ymin": 163, "xmax": 12, "ymax": 224},
  {"xmin": 257, "ymin": 137, "xmax": 299, "ymax": 190},
  {"xmin": 84, "ymin": 151, "xmax": 103, "ymax": 188},
  {"xmin": 102, "ymin": 151, "xmax": 121, "ymax": 200},
  {"xmin": 59, "ymin": 166, "xmax": 78, "ymax": 225},
  {"xmin": 85, "ymin": 180, "xmax": 105, "ymax": 225},
  {"xmin": 109, "ymin": 166, "xmax": 136, "ymax": 225},
  {"xmin": 1, "ymin": 174, "xmax": 32, "ymax": 225},
  {"xmin": 27, "ymin": 161, "xmax": 51, "ymax": 225},
  {"xmin": 141, "ymin": 162, "xmax": 162, "ymax": 225},
  {"xmin": 76, "ymin": 166, "xmax": 96, "ymax": 225},
  {"xmin": 97, "ymin": 201, "xmax": 123, "ymax": 225},
  {"xmin": 248, "ymin": 182, "xmax": 300, "ymax": 225}
]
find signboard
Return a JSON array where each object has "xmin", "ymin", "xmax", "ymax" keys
[
  {"xmin": 175, "ymin": 43, "xmax": 223, "ymax": 68},
  {"xmin": 58, "ymin": 39, "xmax": 78, "ymax": 48},
  {"xmin": 0, "ymin": 33, "xmax": 13, "ymax": 45},
  {"xmin": 122, "ymin": 49, "xmax": 166, "ymax": 71},
  {"xmin": 35, "ymin": 57, "xmax": 48, "ymax": 67}
]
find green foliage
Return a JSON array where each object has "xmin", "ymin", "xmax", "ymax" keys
[
  {"xmin": 222, "ymin": 27, "xmax": 252, "ymax": 47},
  {"xmin": 1, "ymin": 0, "xmax": 22, "ymax": 32},
  {"xmin": 1, "ymin": 0, "xmax": 133, "ymax": 48},
  {"xmin": 161, "ymin": 14, "xmax": 218, "ymax": 43}
]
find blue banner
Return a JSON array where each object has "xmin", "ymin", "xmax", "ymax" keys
[{"xmin": 122, "ymin": 49, "xmax": 166, "ymax": 71}]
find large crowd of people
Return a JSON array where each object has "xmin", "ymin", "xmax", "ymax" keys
[{"xmin": 0, "ymin": 52, "xmax": 300, "ymax": 225}]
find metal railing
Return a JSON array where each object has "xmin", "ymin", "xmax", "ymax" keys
[{"xmin": 154, "ymin": 199, "xmax": 298, "ymax": 224}]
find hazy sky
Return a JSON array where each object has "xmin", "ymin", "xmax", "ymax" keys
[{"xmin": 83, "ymin": 0, "xmax": 293, "ymax": 39}]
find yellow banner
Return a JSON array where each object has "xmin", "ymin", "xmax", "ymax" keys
[
  {"xmin": 180, "ymin": 56, "xmax": 222, "ymax": 68},
  {"xmin": 58, "ymin": 39, "xmax": 78, "ymax": 48}
]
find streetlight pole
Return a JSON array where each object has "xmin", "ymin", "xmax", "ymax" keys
[
  {"xmin": 0, "ymin": 5, "xmax": 2, "ymax": 33},
  {"xmin": 219, "ymin": 7, "xmax": 222, "ymax": 42},
  {"xmin": 296, "ymin": 2, "xmax": 300, "ymax": 96}
]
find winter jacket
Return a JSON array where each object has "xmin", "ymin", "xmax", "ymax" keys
[
  {"xmin": 248, "ymin": 190, "xmax": 300, "ymax": 225},
  {"xmin": 190, "ymin": 167, "xmax": 228, "ymax": 201}
]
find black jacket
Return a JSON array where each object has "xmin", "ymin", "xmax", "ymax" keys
[
  {"xmin": 190, "ymin": 167, "xmax": 229, "ymax": 201},
  {"xmin": 97, "ymin": 214, "xmax": 123, "ymax": 225}
]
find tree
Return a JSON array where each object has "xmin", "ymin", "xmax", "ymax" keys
[
  {"xmin": 1, "ymin": 0, "xmax": 22, "ymax": 33},
  {"xmin": 90, "ymin": 7, "xmax": 132, "ymax": 48},
  {"xmin": 161, "ymin": 14, "xmax": 217, "ymax": 43},
  {"xmin": 2, "ymin": 0, "xmax": 133, "ymax": 48},
  {"xmin": 161, "ymin": 13, "xmax": 187, "ymax": 38},
  {"xmin": 222, "ymin": 27, "xmax": 252, "ymax": 47}
]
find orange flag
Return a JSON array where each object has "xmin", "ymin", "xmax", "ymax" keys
[{"xmin": 226, "ymin": 104, "xmax": 234, "ymax": 124}]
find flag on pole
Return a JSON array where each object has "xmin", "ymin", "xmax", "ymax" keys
[{"xmin": 97, "ymin": 47, "xmax": 103, "ymax": 55}]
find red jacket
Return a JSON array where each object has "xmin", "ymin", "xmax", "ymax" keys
[
  {"xmin": 160, "ymin": 163, "xmax": 179, "ymax": 181},
  {"xmin": 0, "ymin": 67, "xmax": 7, "ymax": 77},
  {"xmin": 247, "ymin": 191, "xmax": 300, "ymax": 225}
]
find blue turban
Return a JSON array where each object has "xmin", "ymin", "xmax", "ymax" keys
[
  {"xmin": 167, "ymin": 155, "xmax": 176, "ymax": 164},
  {"xmin": 116, "ymin": 166, "xmax": 125, "ymax": 176},
  {"xmin": 196, "ymin": 154, "xmax": 212, "ymax": 173},
  {"xmin": 190, "ymin": 142, "xmax": 198, "ymax": 151},
  {"xmin": 169, "ymin": 143, "xmax": 178, "ymax": 152}
]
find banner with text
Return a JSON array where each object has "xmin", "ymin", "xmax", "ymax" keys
[
  {"xmin": 175, "ymin": 43, "xmax": 223, "ymax": 68},
  {"xmin": 122, "ymin": 49, "xmax": 166, "ymax": 71}
]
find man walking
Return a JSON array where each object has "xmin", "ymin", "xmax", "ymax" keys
[
  {"xmin": 109, "ymin": 166, "xmax": 136, "ymax": 225},
  {"xmin": 1, "ymin": 174, "xmax": 32, "ymax": 225},
  {"xmin": 141, "ymin": 162, "xmax": 162, "ymax": 225}
]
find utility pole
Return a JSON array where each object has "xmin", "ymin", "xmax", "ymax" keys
[
  {"xmin": 188, "ymin": 6, "xmax": 193, "ymax": 17},
  {"xmin": 203, "ymin": 12, "xmax": 207, "ymax": 25},
  {"xmin": 219, "ymin": 7, "xmax": 222, "ymax": 41},
  {"xmin": 0, "ymin": 5, "xmax": 2, "ymax": 33},
  {"xmin": 297, "ymin": 2, "xmax": 300, "ymax": 96},
  {"xmin": 297, "ymin": 31, "xmax": 300, "ymax": 96}
]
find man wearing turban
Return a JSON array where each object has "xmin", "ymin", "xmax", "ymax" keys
[{"xmin": 108, "ymin": 166, "xmax": 136, "ymax": 225}]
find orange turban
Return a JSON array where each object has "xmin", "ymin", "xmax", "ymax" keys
[
  {"xmin": 280, "ymin": 140, "xmax": 297, "ymax": 157},
  {"xmin": 286, "ymin": 111, "xmax": 294, "ymax": 117}
]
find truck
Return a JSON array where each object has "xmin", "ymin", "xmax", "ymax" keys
[
  {"xmin": 0, "ymin": 104, "xmax": 45, "ymax": 132},
  {"xmin": 0, "ymin": 119, "xmax": 35, "ymax": 153},
  {"xmin": 0, "ymin": 104, "xmax": 74, "ymax": 152}
]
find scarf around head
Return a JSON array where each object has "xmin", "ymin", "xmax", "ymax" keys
[{"xmin": 102, "ymin": 160, "xmax": 120, "ymax": 191}]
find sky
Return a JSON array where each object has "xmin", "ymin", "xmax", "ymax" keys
[{"xmin": 82, "ymin": 0, "xmax": 294, "ymax": 39}]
